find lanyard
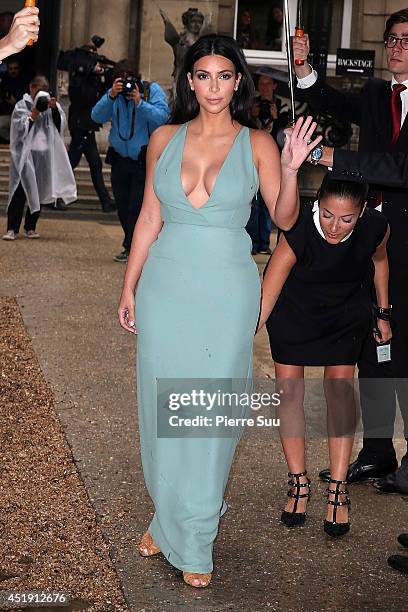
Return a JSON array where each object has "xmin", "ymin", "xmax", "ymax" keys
[{"xmin": 116, "ymin": 102, "xmax": 136, "ymax": 141}]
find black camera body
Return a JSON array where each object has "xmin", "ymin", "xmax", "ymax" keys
[
  {"xmin": 35, "ymin": 95, "xmax": 49, "ymax": 113},
  {"xmin": 256, "ymin": 96, "xmax": 273, "ymax": 126},
  {"xmin": 58, "ymin": 47, "xmax": 115, "ymax": 80},
  {"xmin": 57, "ymin": 35, "xmax": 115, "ymax": 84},
  {"xmin": 57, "ymin": 36, "xmax": 116, "ymax": 130},
  {"xmin": 120, "ymin": 76, "xmax": 146, "ymax": 97}
]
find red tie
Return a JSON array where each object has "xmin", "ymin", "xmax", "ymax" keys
[
  {"xmin": 374, "ymin": 83, "xmax": 407, "ymax": 207},
  {"xmin": 391, "ymin": 83, "xmax": 407, "ymax": 149}
]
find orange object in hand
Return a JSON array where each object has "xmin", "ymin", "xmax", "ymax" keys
[
  {"xmin": 295, "ymin": 27, "xmax": 305, "ymax": 66},
  {"xmin": 25, "ymin": 0, "xmax": 37, "ymax": 46}
]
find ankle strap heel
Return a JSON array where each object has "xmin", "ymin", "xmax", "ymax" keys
[
  {"xmin": 324, "ymin": 478, "xmax": 351, "ymax": 538},
  {"xmin": 281, "ymin": 470, "xmax": 311, "ymax": 528}
]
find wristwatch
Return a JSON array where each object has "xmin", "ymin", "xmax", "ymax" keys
[
  {"xmin": 310, "ymin": 145, "xmax": 323, "ymax": 165},
  {"xmin": 376, "ymin": 305, "xmax": 392, "ymax": 321}
]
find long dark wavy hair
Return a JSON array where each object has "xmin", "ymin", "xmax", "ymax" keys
[{"xmin": 170, "ymin": 34, "xmax": 256, "ymax": 127}]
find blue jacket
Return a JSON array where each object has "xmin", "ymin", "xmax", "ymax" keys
[{"xmin": 91, "ymin": 81, "xmax": 169, "ymax": 160}]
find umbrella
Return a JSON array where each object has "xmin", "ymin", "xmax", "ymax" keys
[{"xmin": 283, "ymin": 0, "xmax": 296, "ymax": 124}]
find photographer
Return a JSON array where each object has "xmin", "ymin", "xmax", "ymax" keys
[
  {"xmin": 59, "ymin": 37, "xmax": 115, "ymax": 213},
  {"xmin": 2, "ymin": 76, "xmax": 76, "ymax": 241},
  {"xmin": 91, "ymin": 60, "xmax": 169, "ymax": 263},
  {"xmin": 251, "ymin": 67, "xmax": 288, "ymax": 139}
]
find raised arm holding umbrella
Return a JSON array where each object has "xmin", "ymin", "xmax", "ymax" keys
[{"xmin": 0, "ymin": 4, "xmax": 40, "ymax": 61}]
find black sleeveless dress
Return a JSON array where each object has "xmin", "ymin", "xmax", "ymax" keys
[{"xmin": 266, "ymin": 204, "xmax": 388, "ymax": 366}]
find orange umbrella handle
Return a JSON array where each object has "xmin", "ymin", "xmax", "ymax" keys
[
  {"xmin": 295, "ymin": 27, "xmax": 305, "ymax": 66},
  {"xmin": 25, "ymin": 0, "xmax": 37, "ymax": 46}
]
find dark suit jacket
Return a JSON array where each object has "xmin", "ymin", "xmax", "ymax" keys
[{"xmin": 299, "ymin": 77, "xmax": 408, "ymax": 307}]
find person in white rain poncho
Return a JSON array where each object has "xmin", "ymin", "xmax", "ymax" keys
[{"xmin": 2, "ymin": 75, "xmax": 77, "ymax": 240}]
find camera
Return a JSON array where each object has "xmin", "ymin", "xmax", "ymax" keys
[
  {"xmin": 35, "ymin": 96, "xmax": 50, "ymax": 113},
  {"xmin": 57, "ymin": 36, "xmax": 116, "ymax": 80},
  {"xmin": 256, "ymin": 96, "xmax": 273, "ymax": 126},
  {"xmin": 120, "ymin": 76, "xmax": 143, "ymax": 97}
]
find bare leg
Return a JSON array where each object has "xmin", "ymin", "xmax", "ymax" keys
[
  {"xmin": 275, "ymin": 363, "xmax": 309, "ymax": 513},
  {"xmin": 324, "ymin": 365, "xmax": 356, "ymax": 523}
]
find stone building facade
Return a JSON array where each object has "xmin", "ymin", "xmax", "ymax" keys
[
  {"xmin": 54, "ymin": 1, "xmax": 408, "ymax": 86},
  {"xmin": 2, "ymin": 1, "xmax": 404, "ymax": 189},
  {"xmin": 2, "ymin": 0, "xmax": 405, "ymax": 101},
  {"xmin": 49, "ymin": 0, "xmax": 406, "ymax": 192}
]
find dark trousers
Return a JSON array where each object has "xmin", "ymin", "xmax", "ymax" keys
[
  {"xmin": 110, "ymin": 156, "xmax": 146, "ymax": 251},
  {"xmin": 7, "ymin": 182, "xmax": 40, "ymax": 233},
  {"xmin": 68, "ymin": 128, "xmax": 112, "ymax": 208},
  {"xmin": 358, "ymin": 300, "xmax": 408, "ymax": 466},
  {"xmin": 246, "ymin": 192, "xmax": 272, "ymax": 251}
]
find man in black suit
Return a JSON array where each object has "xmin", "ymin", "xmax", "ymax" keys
[{"xmin": 293, "ymin": 8, "xmax": 408, "ymax": 494}]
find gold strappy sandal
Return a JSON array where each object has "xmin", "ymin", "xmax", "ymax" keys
[
  {"xmin": 138, "ymin": 532, "xmax": 161, "ymax": 557},
  {"xmin": 183, "ymin": 572, "xmax": 212, "ymax": 588}
]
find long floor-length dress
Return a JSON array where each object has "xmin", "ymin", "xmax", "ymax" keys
[{"xmin": 134, "ymin": 123, "xmax": 261, "ymax": 573}]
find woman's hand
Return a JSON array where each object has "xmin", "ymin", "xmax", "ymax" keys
[
  {"xmin": 374, "ymin": 319, "xmax": 392, "ymax": 344},
  {"xmin": 118, "ymin": 288, "xmax": 137, "ymax": 334},
  {"xmin": 281, "ymin": 116, "xmax": 323, "ymax": 173}
]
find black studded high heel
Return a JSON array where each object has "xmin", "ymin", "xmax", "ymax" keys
[
  {"xmin": 324, "ymin": 478, "xmax": 351, "ymax": 538},
  {"xmin": 281, "ymin": 470, "xmax": 311, "ymax": 528}
]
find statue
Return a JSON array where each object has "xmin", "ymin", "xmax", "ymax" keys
[{"xmin": 160, "ymin": 7, "xmax": 213, "ymax": 83}]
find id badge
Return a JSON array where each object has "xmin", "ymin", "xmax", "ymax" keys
[{"xmin": 377, "ymin": 342, "xmax": 391, "ymax": 363}]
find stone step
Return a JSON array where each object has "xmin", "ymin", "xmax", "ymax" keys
[
  {"xmin": 0, "ymin": 198, "xmax": 119, "ymax": 221},
  {"xmin": 0, "ymin": 177, "xmax": 113, "ymax": 198},
  {"xmin": 0, "ymin": 163, "xmax": 111, "ymax": 180},
  {"xmin": 0, "ymin": 190, "xmax": 108, "ymax": 207},
  {"xmin": 0, "ymin": 147, "xmax": 108, "ymax": 169}
]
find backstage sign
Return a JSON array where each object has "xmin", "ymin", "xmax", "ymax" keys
[{"xmin": 336, "ymin": 49, "xmax": 375, "ymax": 77}]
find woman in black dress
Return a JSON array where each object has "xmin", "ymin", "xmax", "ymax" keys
[{"xmin": 258, "ymin": 170, "xmax": 391, "ymax": 537}]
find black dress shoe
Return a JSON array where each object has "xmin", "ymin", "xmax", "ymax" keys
[
  {"xmin": 388, "ymin": 554, "xmax": 408, "ymax": 574},
  {"xmin": 372, "ymin": 472, "xmax": 408, "ymax": 494},
  {"xmin": 319, "ymin": 457, "xmax": 398, "ymax": 484},
  {"xmin": 397, "ymin": 533, "xmax": 408, "ymax": 548}
]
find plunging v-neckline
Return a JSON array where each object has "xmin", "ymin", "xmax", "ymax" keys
[{"xmin": 179, "ymin": 122, "xmax": 244, "ymax": 210}]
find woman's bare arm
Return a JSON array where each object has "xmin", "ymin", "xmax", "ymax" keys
[
  {"xmin": 257, "ymin": 235, "xmax": 297, "ymax": 332},
  {"xmin": 372, "ymin": 225, "xmax": 392, "ymax": 344},
  {"xmin": 253, "ymin": 117, "xmax": 322, "ymax": 231},
  {"xmin": 118, "ymin": 124, "xmax": 179, "ymax": 333},
  {"xmin": 251, "ymin": 129, "xmax": 281, "ymax": 224},
  {"xmin": 274, "ymin": 116, "xmax": 322, "ymax": 230}
]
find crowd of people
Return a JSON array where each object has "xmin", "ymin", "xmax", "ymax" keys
[
  {"xmin": 1, "ymin": 2, "xmax": 407, "ymax": 591},
  {"xmin": 0, "ymin": 17, "xmax": 287, "ymax": 261}
]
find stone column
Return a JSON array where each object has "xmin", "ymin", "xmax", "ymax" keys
[
  {"xmin": 88, "ymin": 0, "xmax": 131, "ymax": 62},
  {"xmin": 70, "ymin": 0, "xmax": 91, "ymax": 48}
]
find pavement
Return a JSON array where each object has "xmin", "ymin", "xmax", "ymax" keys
[{"xmin": 1, "ymin": 209, "xmax": 407, "ymax": 612}]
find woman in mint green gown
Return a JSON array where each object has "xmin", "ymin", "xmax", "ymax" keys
[{"xmin": 117, "ymin": 34, "xmax": 319, "ymax": 587}]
